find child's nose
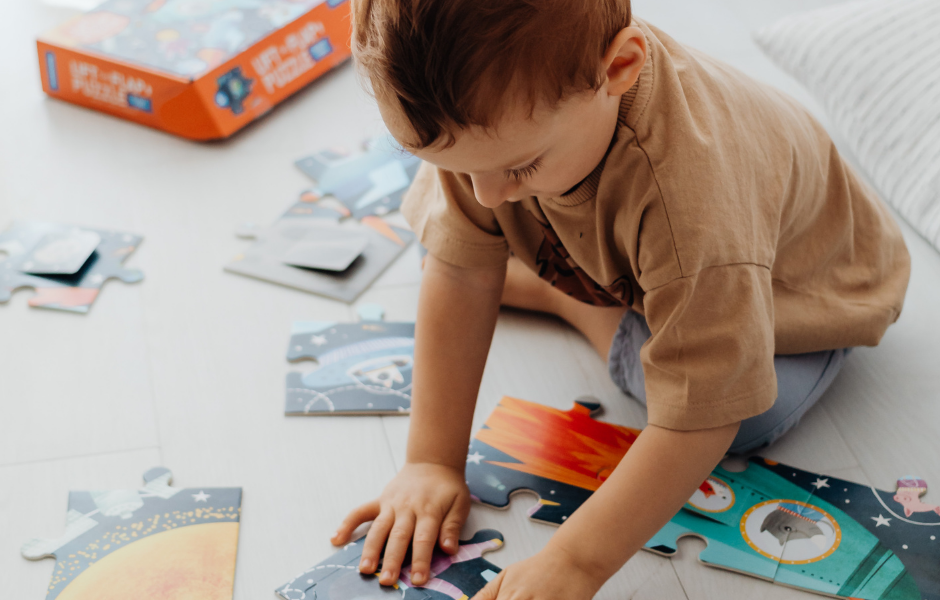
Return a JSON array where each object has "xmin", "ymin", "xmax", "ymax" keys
[{"xmin": 469, "ymin": 173, "xmax": 519, "ymax": 208}]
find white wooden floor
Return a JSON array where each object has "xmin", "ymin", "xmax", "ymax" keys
[{"xmin": 2, "ymin": 1, "xmax": 938, "ymax": 599}]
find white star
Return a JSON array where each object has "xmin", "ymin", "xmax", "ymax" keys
[
  {"xmin": 310, "ymin": 335, "xmax": 328, "ymax": 346},
  {"xmin": 871, "ymin": 514, "xmax": 891, "ymax": 527},
  {"xmin": 192, "ymin": 491, "xmax": 211, "ymax": 502},
  {"xmin": 811, "ymin": 477, "xmax": 830, "ymax": 489},
  {"xmin": 467, "ymin": 451, "xmax": 484, "ymax": 465}
]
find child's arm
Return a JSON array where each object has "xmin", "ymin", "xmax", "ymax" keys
[
  {"xmin": 332, "ymin": 253, "xmax": 506, "ymax": 587},
  {"xmin": 473, "ymin": 421, "xmax": 740, "ymax": 600}
]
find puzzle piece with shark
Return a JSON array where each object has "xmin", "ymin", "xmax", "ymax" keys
[
  {"xmin": 22, "ymin": 467, "xmax": 242, "ymax": 600},
  {"xmin": 0, "ymin": 221, "xmax": 143, "ymax": 313},
  {"xmin": 295, "ymin": 134, "xmax": 421, "ymax": 220},
  {"xmin": 276, "ymin": 529, "xmax": 504, "ymax": 600},
  {"xmin": 285, "ymin": 318, "xmax": 415, "ymax": 415},
  {"xmin": 466, "ymin": 396, "xmax": 933, "ymax": 599}
]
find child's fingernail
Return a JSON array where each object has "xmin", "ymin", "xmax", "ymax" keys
[
  {"xmin": 360, "ymin": 559, "xmax": 373, "ymax": 571},
  {"xmin": 444, "ymin": 538, "xmax": 455, "ymax": 549}
]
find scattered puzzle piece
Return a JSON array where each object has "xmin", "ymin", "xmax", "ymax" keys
[
  {"xmin": 22, "ymin": 467, "xmax": 242, "ymax": 600},
  {"xmin": 466, "ymin": 397, "xmax": 934, "ymax": 600},
  {"xmin": 226, "ymin": 216, "xmax": 414, "ymax": 303},
  {"xmin": 286, "ymin": 320, "xmax": 415, "ymax": 415},
  {"xmin": 0, "ymin": 221, "xmax": 143, "ymax": 313},
  {"xmin": 295, "ymin": 134, "xmax": 421, "ymax": 220},
  {"xmin": 276, "ymin": 529, "xmax": 504, "ymax": 600},
  {"xmin": 281, "ymin": 190, "xmax": 349, "ymax": 221}
]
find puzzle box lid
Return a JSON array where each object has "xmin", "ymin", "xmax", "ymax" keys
[{"xmin": 39, "ymin": 0, "xmax": 341, "ymax": 79}]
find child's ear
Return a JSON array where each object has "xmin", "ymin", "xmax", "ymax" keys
[{"xmin": 603, "ymin": 26, "xmax": 648, "ymax": 96}]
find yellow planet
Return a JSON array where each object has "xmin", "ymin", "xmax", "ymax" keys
[{"xmin": 57, "ymin": 522, "xmax": 239, "ymax": 600}]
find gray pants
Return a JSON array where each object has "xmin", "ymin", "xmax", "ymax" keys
[{"xmin": 608, "ymin": 311, "xmax": 850, "ymax": 453}]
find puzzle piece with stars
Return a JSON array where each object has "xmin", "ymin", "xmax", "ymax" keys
[
  {"xmin": 466, "ymin": 396, "xmax": 932, "ymax": 599},
  {"xmin": 295, "ymin": 134, "xmax": 421, "ymax": 220},
  {"xmin": 22, "ymin": 467, "xmax": 241, "ymax": 600},
  {"xmin": 286, "ymin": 320, "xmax": 415, "ymax": 415},
  {"xmin": 276, "ymin": 529, "xmax": 504, "ymax": 600},
  {"xmin": 0, "ymin": 221, "xmax": 143, "ymax": 313}
]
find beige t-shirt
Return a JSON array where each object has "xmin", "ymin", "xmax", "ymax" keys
[{"xmin": 402, "ymin": 19, "xmax": 910, "ymax": 430}]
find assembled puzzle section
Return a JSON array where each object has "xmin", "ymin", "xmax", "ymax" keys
[
  {"xmin": 0, "ymin": 221, "xmax": 143, "ymax": 313},
  {"xmin": 276, "ymin": 529, "xmax": 504, "ymax": 600},
  {"xmin": 286, "ymin": 319, "xmax": 415, "ymax": 415},
  {"xmin": 37, "ymin": 0, "xmax": 352, "ymax": 140},
  {"xmin": 226, "ymin": 215, "xmax": 414, "ymax": 303},
  {"xmin": 22, "ymin": 467, "xmax": 242, "ymax": 600},
  {"xmin": 466, "ymin": 396, "xmax": 936, "ymax": 600},
  {"xmin": 295, "ymin": 134, "xmax": 421, "ymax": 220}
]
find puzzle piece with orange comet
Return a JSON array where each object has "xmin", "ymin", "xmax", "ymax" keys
[
  {"xmin": 466, "ymin": 397, "xmax": 935, "ymax": 599},
  {"xmin": 0, "ymin": 221, "xmax": 142, "ymax": 313},
  {"xmin": 22, "ymin": 467, "xmax": 241, "ymax": 600},
  {"xmin": 225, "ymin": 215, "xmax": 414, "ymax": 303}
]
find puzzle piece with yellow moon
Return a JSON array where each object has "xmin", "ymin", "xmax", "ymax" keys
[{"xmin": 22, "ymin": 467, "xmax": 241, "ymax": 600}]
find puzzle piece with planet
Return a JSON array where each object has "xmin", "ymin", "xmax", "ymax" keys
[
  {"xmin": 22, "ymin": 467, "xmax": 241, "ymax": 600},
  {"xmin": 276, "ymin": 529, "xmax": 504, "ymax": 600},
  {"xmin": 466, "ymin": 397, "xmax": 938, "ymax": 600},
  {"xmin": 285, "ymin": 319, "xmax": 415, "ymax": 415},
  {"xmin": 0, "ymin": 221, "xmax": 143, "ymax": 313},
  {"xmin": 295, "ymin": 134, "xmax": 421, "ymax": 220}
]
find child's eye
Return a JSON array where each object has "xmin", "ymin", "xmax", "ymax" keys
[{"xmin": 506, "ymin": 157, "xmax": 543, "ymax": 182}]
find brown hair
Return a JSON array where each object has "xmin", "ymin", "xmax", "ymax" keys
[{"xmin": 353, "ymin": 0, "xmax": 632, "ymax": 148}]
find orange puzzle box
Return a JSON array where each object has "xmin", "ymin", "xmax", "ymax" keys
[{"xmin": 36, "ymin": 0, "xmax": 351, "ymax": 140}]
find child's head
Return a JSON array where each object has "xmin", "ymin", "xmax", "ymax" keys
[{"xmin": 352, "ymin": 0, "xmax": 647, "ymax": 207}]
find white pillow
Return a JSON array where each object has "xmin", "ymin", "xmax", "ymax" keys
[{"xmin": 754, "ymin": 0, "xmax": 940, "ymax": 252}]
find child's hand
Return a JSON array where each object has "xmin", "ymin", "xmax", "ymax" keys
[
  {"xmin": 331, "ymin": 462, "xmax": 471, "ymax": 588},
  {"xmin": 471, "ymin": 546, "xmax": 604, "ymax": 600}
]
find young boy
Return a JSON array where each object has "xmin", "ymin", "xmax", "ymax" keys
[{"xmin": 332, "ymin": 1, "xmax": 911, "ymax": 598}]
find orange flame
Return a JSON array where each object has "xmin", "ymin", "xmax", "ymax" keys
[{"xmin": 476, "ymin": 397, "xmax": 640, "ymax": 491}]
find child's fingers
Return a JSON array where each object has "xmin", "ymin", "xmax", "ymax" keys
[
  {"xmin": 359, "ymin": 510, "xmax": 395, "ymax": 575},
  {"xmin": 378, "ymin": 511, "xmax": 416, "ymax": 586},
  {"xmin": 470, "ymin": 569, "xmax": 504, "ymax": 600},
  {"xmin": 408, "ymin": 515, "xmax": 443, "ymax": 586},
  {"xmin": 332, "ymin": 500, "xmax": 381, "ymax": 545},
  {"xmin": 438, "ymin": 494, "xmax": 470, "ymax": 554}
]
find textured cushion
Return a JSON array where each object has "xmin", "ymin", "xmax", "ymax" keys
[{"xmin": 754, "ymin": 0, "xmax": 940, "ymax": 252}]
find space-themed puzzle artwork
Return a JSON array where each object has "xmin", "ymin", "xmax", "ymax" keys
[
  {"xmin": 466, "ymin": 397, "xmax": 940, "ymax": 600},
  {"xmin": 285, "ymin": 319, "xmax": 415, "ymax": 415},
  {"xmin": 295, "ymin": 134, "xmax": 421, "ymax": 220},
  {"xmin": 22, "ymin": 467, "xmax": 242, "ymax": 600},
  {"xmin": 226, "ymin": 215, "xmax": 414, "ymax": 303},
  {"xmin": 276, "ymin": 529, "xmax": 504, "ymax": 600},
  {"xmin": 0, "ymin": 221, "xmax": 143, "ymax": 313}
]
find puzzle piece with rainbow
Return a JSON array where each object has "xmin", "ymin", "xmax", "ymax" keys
[
  {"xmin": 465, "ymin": 397, "xmax": 939, "ymax": 599},
  {"xmin": 286, "ymin": 318, "xmax": 415, "ymax": 415},
  {"xmin": 0, "ymin": 221, "xmax": 143, "ymax": 313},
  {"xmin": 22, "ymin": 467, "xmax": 242, "ymax": 600},
  {"xmin": 276, "ymin": 529, "xmax": 504, "ymax": 600}
]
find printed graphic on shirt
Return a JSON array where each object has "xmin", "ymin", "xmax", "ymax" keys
[{"xmin": 533, "ymin": 220, "xmax": 632, "ymax": 307}]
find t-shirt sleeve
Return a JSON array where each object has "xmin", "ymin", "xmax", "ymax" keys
[
  {"xmin": 401, "ymin": 162, "xmax": 510, "ymax": 268},
  {"xmin": 640, "ymin": 264, "xmax": 778, "ymax": 430}
]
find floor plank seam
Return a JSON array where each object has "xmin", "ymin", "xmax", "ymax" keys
[{"xmin": 0, "ymin": 445, "xmax": 162, "ymax": 470}]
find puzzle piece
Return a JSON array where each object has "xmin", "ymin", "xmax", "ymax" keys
[
  {"xmin": 225, "ymin": 216, "xmax": 414, "ymax": 303},
  {"xmin": 295, "ymin": 134, "xmax": 421, "ymax": 220},
  {"xmin": 286, "ymin": 320, "xmax": 415, "ymax": 415},
  {"xmin": 466, "ymin": 397, "xmax": 932, "ymax": 599},
  {"xmin": 276, "ymin": 529, "xmax": 504, "ymax": 600},
  {"xmin": 356, "ymin": 303, "xmax": 386, "ymax": 322},
  {"xmin": 281, "ymin": 190, "xmax": 349, "ymax": 221},
  {"xmin": 22, "ymin": 467, "xmax": 242, "ymax": 600},
  {"xmin": 0, "ymin": 221, "xmax": 143, "ymax": 313}
]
